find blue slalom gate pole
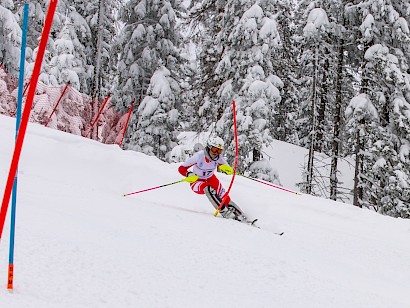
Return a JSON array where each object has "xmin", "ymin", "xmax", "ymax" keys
[{"xmin": 8, "ymin": 3, "xmax": 29, "ymax": 290}]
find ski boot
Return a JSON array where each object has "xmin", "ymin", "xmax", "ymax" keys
[{"xmin": 205, "ymin": 186, "xmax": 246, "ymax": 220}]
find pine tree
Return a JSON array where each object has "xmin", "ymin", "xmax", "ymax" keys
[
  {"xmin": 13, "ymin": 1, "xmax": 91, "ymax": 93},
  {"xmin": 49, "ymin": 21, "xmax": 81, "ymax": 89},
  {"xmin": 330, "ymin": 0, "xmax": 349, "ymax": 201},
  {"xmin": 187, "ymin": 0, "xmax": 228, "ymax": 131},
  {"xmin": 70, "ymin": 0, "xmax": 120, "ymax": 98},
  {"xmin": 272, "ymin": 1, "xmax": 301, "ymax": 145},
  {"xmin": 210, "ymin": 1, "xmax": 283, "ymax": 181},
  {"xmin": 0, "ymin": 67, "xmax": 14, "ymax": 115},
  {"xmin": 0, "ymin": 3, "xmax": 23, "ymax": 75},
  {"xmin": 345, "ymin": 93, "xmax": 379, "ymax": 206},
  {"xmin": 345, "ymin": 0, "xmax": 410, "ymax": 217},
  {"xmin": 113, "ymin": 0, "xmax": 188, "ymax": 160},
  {"xmin": 297, "ymin": 5, "xmax": 333, "ymax": 194},
  {"xmin": 130, "ymin": 66, "xmax": 180, "ymax": 160}
]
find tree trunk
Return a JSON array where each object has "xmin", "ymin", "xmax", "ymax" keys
[
  {"xmin": 316, "ymin": 55, "xmax": 328, "ymax": 153},
  {"xmin": 91, "ymin": 0, "xmax": 105, "ymax": 140},
  {"xmin": 306, "ymin": 44, "xmax": 319, "ymax": 194},
  {"xmin": 92, "ymin": 0, "xmax": 105, "ymax": 102},
  {"xmin": 352, "ymin": 37, "xmax": 373, "ymax": 206},
  {"xmin": 330, "ymin": 32, "xmax": 345, "ymax": 201},
  {"xmin": 353, "ymin": 120, "xmax": 364, "ymax": 207},
  {"xmin": 253, "ymin": 148, "xmax": 261, "ymax": 162}
]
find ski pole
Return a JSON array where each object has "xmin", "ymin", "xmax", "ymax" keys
[
  {"xmin": 239, "ymin": 174, "xmax": 301, "ymax": 195},
  {"xmin": 123, "ymin": 178, "xmax": 190, "ymax": 197}
]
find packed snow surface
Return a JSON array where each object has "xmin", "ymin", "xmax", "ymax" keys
[{"xmin": 0, "ymin": 114, "xmax": 409, "ymax": 308}]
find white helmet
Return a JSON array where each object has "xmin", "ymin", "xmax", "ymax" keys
[{"xmin": 207, "ymin": 136, "xmax": 224, "ymax": 150}]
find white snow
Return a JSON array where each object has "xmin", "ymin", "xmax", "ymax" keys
[
  {"xmin": 259, "ymin": 17, "xmax": 279, "ymax": 42},
  {"xmin": 303, "ymin": 8, "xmax": 329, "ymax": 39},
  {"xmin": 345, "ymin": 93, "xmax": 379, "ymax": 121},
  {"xmin": 148, "ymin": 67, "xmax": 173, "ymax": 102},
  {"xmin": 360, "ymin": 14, "xmax": 375, "ymax": 41},
  {"xmin": 364, "ymin": 44, "xmax": 389, "ymax": 61},
  {"xmin": 132, "ymin": 24, "xmax": 146, "ymax": 41},
  {"xmin": 0, "ymin": 114, "xmax": 410, "ymax": 307},
  {"xmin": 395, "ymin": 17, "xmax": 410, "ymax": 34}
]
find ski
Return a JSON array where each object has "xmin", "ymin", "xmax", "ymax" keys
[
  {"xmin": 242, "ymin": 218, "xmax": 259, "ymax": 227},
  {"xmin": 237, "ymin": 218, "xmax": 284, "ymax": 236},
  {"xmin": 190, "ymin": 204, "xmax": 284, "ymax": 236}
]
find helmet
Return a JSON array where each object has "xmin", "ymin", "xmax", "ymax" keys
[{"xmin": 207, "ymin": 136, "xmax": 224, "ymax": 150}]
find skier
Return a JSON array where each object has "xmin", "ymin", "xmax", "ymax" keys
[{"xmin": 178, "ymin": 136, "xmax": 246, "ymax": 221}]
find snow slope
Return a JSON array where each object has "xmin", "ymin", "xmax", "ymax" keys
[{"xmin": 0, "ymin": 114, "xmax": 409, "ymax": 308}]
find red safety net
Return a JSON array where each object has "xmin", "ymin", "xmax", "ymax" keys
[{"xmin": 0, "ymin": 66, "xmax": 131, "ymax": 145}]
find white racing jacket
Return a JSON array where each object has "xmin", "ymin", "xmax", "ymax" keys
[{"xmin": 181, "ymin": 150, "xmax": 227, "ymax": 180}]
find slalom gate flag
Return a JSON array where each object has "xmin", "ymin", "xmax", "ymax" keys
[{"xmin": 215, "ymin": 100, "xmax": 239, "ymax": 216}]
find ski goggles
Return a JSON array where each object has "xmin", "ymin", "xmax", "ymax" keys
[{"xmin": 210, "ymin": 146, "xmax": 223, "ymax": 154}]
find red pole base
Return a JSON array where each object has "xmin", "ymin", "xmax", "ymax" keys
[{"xmin": 7, "ymin": 264, "xmax": 13, "ymax": 289}]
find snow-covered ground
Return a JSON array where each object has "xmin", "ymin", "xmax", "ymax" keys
[{"xmin": 0, "ymin": 114, "xmax": 409, "ymax": 308}]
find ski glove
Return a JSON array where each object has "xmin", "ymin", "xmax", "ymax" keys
[
  {"xmin": 219, "ymin": 164, "xmax": 234, "ymax": 175},
  {"xmin": 185, "ymin": 172, "xmax": 199, "ymax": 183}
]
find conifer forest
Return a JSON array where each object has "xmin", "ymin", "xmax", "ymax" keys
[{"xmin": 1, "ymin": 0, "xmax": 410, "ymax": 218}]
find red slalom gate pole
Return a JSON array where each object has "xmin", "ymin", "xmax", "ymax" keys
[
  {"xmin": 45, "ymin": 82, "xmax": 70, "ymax": 127},
  {"xmin": 118, "ymin": 98, "xmax": 135, "ymax": 147},
  {"xmin": 0, "ymin": 0, "xmax": 58, "ymax": 241},
  {"xmin": 22, "ymin": 81, "xmax": 30, "ymax": 96},
  {"xmin": 86, "ymin": 95, "xmax": 111, "ymax": 138},
  {"xmin": 240, "ymin": 174, "xmax": 300, "ymax": 195},
  {"xmin": 214, "ymin": 100, "xmax": 239, "ymax": 217}
]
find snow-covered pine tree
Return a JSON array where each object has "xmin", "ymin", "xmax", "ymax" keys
[
  {"xmin": 69, "ymin": 0, "xmax": 120, "ymax": 99},
  {"xmin": 358, "ymin": 46, "xmax": 410, "ymax": 216},
  {"xmin": 0, "ymin": 66, "xmax": 14, "ymax": 115},
  {"xmin": 0, "ymin": 3, "xmax": 22, "ymax": 75},
  {"xmin": 272, "ymin": 1, "xmax": 301, "ymax": 145},
  {"xmin": 13, "ymin": 1, "xmax": 61, "ymax": 72},
  {"xmin": 61, "ymin": 2, "xmax": 94, "ymax": 94},
  {"xmin": 297, "ymin": 5, "xmax": 333, "ymax": 194},
  {"xmin": 211, "ymin": 1, "xmax": 283, "ymax": 181},
  {"xmin": 113, "ymin": 0, "xmax": 187, "ymax": 160},
  {"xmin": 187, "ymin": 0, "xmax": 227, "ymax": 131},
  {"xmin": 345, "ymin": 93, "xmax": 379, "ymax": 207},
  {"xmin": 363, "ymin": 123, "xmax": 410, "ymax": 218},
  {"xmin": 62, "ymin": 0, "xmax": 119, "ymax": 141},
  {"xmin": 12, "ymin": 1, "xmax": 48, "ymax": 52},
  {"xmin": 130, "ymin": 66, "xmax": 180, "ymax": 160},
  {"xmin": 49, "ymin": 20, "xmax": 81, "ymax": 89},
  {"xmin": 292, "ymin": 0, "xmax": 356, "ymax": 200},
  {"xmin": 345, "ymin": 0, "xmax": 410, "ymax": 217},
  {"xmin": 25, "ymin": 46, "xmax": 57, "ymax": 86},
  {"xmin": 330, "ymin": 0, "xmax": 351, "ymax": 201},
  {"xmin": 14, "ymin": 1, "xmax": 90, "ymax": 92}
]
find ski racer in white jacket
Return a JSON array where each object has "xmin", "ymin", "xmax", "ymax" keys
[{"xmin": 178, "ymin": 136, "xmax": 245, "ymax": 220}]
